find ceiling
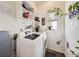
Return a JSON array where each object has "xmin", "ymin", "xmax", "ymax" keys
[
  {"xmin": 32, "ymin": 1, "xmax": 65, "ymax": 12},
  {"xmin": 33, "ymin": 1, "xmax": 48, "ymax": 6},
  {"xmin": 32, "ymin": 1, "xmax": 48, "ymax": 9}
]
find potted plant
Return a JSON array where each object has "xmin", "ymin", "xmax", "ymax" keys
[
  {"xmin": 68, "ymin": 5, "xmax": 72, "ymax": 12},
  {"xmin": 74, "ymin": 3, "xmax": 79, "ymax": 11}
]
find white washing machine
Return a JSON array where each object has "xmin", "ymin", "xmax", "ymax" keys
[{"xmin": 16, "ymin": 32, "xmax": 45, "ymax": 57}]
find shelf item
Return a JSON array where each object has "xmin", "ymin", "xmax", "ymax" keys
[
  {"xmin": 22, "ymin": 1, "xmax": 34, "ymax": 19},
  {"xmin": 35, "ymin": 17, "xmax": 40, "ymax": 22},
  {"xmin": 23, "ymin": 12, "xmax": 29, "ymax": 18},
  {"xmin": 22, "ymin": 1, "xmax": 34, "ymax": 13}
]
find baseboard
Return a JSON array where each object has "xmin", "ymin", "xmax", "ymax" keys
[{"xmin": 47, "ymin": 48, "xmax": 65, "ymax": 57}]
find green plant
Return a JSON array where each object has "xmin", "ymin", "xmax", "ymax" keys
[
  {"xmin": 55, "ymin": 8, "xmax": 62, "ymax": 16},
  {"xmin": 77, "ymin": 40, "xmax": 79, "ymax": 43},
  {"xmin": 75, "ymin": 40, "xmax": 79, "ymax": 50},
  {"xmin": 48, "ymin": 7, "xmax": 67, "ymax": 17},
  {"xmin": 70, "ymin": 49, "xmax": 75, "ymax": 55},
  {"xmin": 70, "ymin": 49, "xmax": 79, "ymax": 57},
  {"xmin": 68, "ymin": 2, "xmax": 79, "ymax": 20},
  {"xmin": 77, "ymin": 16, "xmax": 79, "ymax": 20},
  {"xmin": 75, "ymin": 47, "xmax": 79, "ymax": 49},
  {"xmin": 75, "ymin": 3, "xmax": 78, "ymax": 11},
  {"xmin": 74, "ymin": 2, "xmax": 79, "ymax": 11},
  {"xmin": 49, "ymin": 8, "xmax": 63, "ymax": 16},
  {"xmin": 68, "ymin": 5, "xmax": 72, "ymax": 12}
]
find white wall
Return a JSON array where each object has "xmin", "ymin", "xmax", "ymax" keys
[
  {"xmin": 32, "ymin": 1, "xmax": 65, "ymax": 53},
  {"xmin": 65, "ymin": 1, "xmax": 79, "ymax": 56},
  {"xmin": 0, "ymin": 1, "xmax": 16, "ymax": 17},
  {"xmin": 0, "ymin": 1, "xmax": 19, "ymax": 34},
  {"xmin": 47, "ymin": 16, "xmax": 65, "ymax": 53},
  {"xmin": 0, "ymin": 11, "xmax": 19, "ymax": 34},
  {"xmin": 0, "ymin": 1, "xmax": 16, "ymax": 10},
  {"xmin": 34, "ymin": 1, "xmax": 65, "ymax": 32}
]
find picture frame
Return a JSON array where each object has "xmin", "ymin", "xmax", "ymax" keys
[{"xmin": 42, "ymin": 18, "xmax": 45, "ymax": 25}]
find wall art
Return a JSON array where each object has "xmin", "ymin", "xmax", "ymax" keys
[{"xmin": 42, "ymin": 18, "xmax": 45, "ymax": 25}]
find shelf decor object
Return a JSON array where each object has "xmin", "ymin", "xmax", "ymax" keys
[
  {"xmin": 48, "ymin": 7, "xmax": 63, "ymax": 16},
  {"xmin": 48, "ymin": 7, "xmax": 66, "ymax": 21}
]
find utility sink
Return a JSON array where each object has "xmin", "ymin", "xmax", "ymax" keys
[{"xmin": 25, "ymin": 34, "xmax": 40, "ymax": 40}]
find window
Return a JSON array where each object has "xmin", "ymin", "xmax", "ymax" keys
[
  {"xmin": 48, "ymin": 12, "xmax": 58, "ymax": 30},
  {"xmin": 51, "ymin": 21, "xmax": 57, "ymax": 30}
]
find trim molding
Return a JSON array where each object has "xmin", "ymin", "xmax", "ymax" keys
[{"xmin": 47, "ymin": 48, "xmax": 65, "ymax": 57}]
